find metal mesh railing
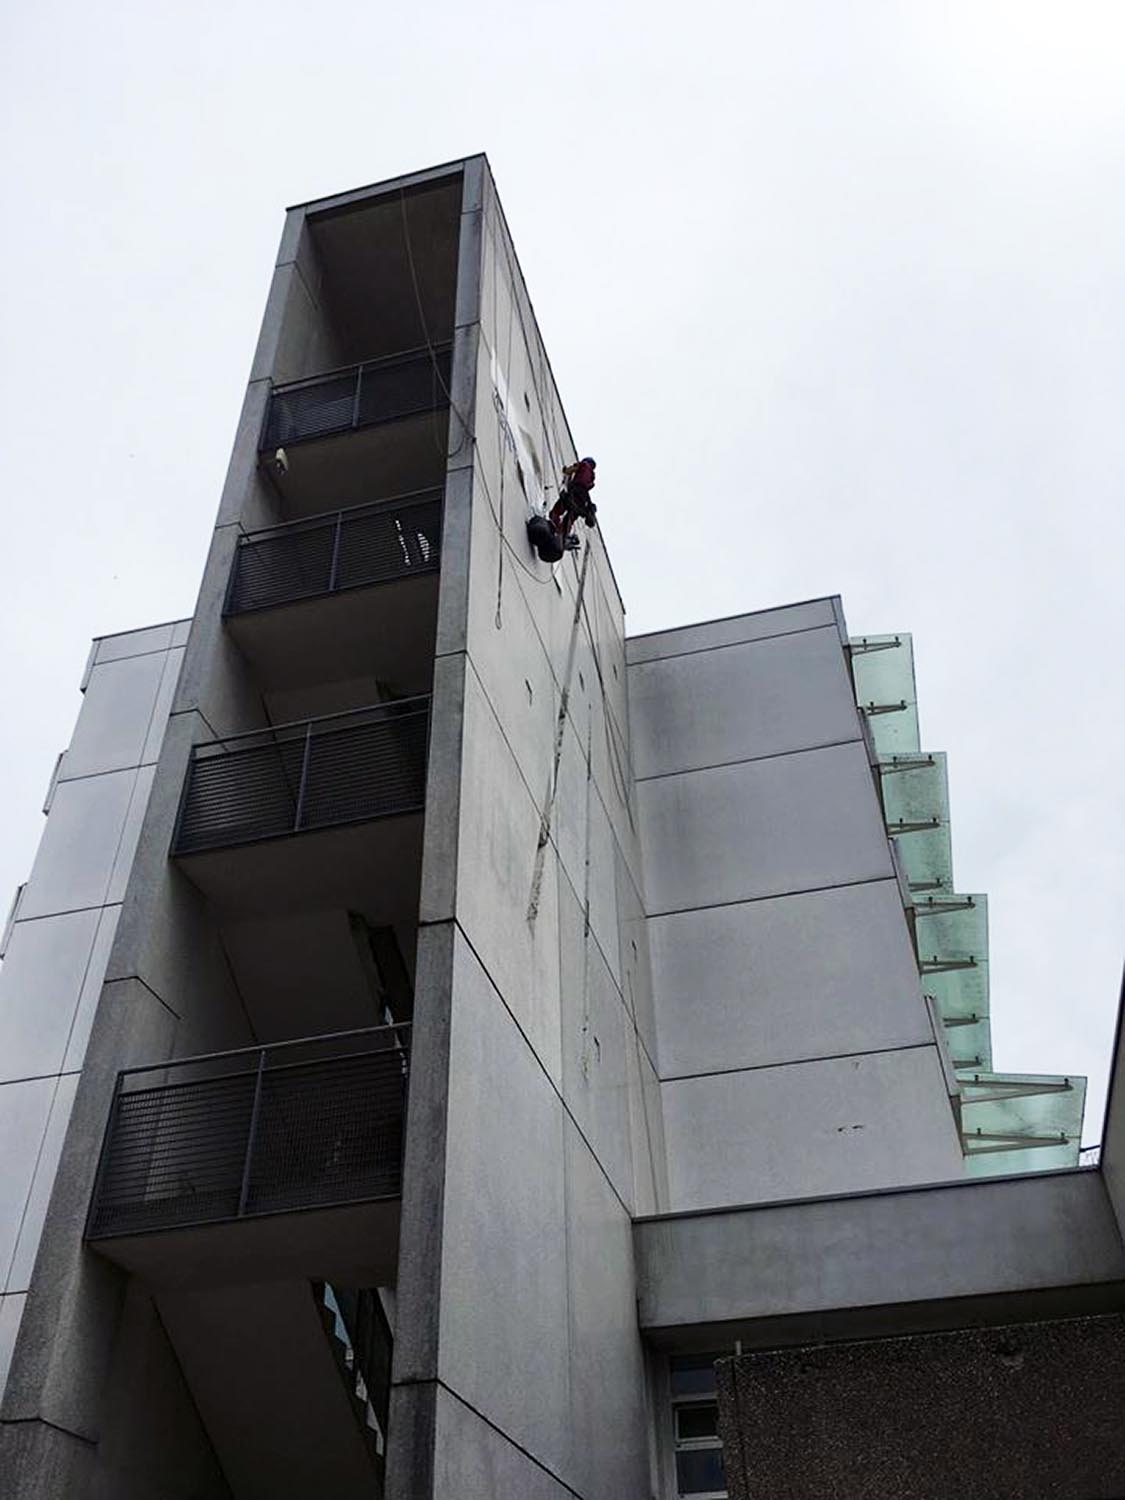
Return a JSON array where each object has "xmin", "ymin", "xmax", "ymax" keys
[
  {"xmin": 87, "ymin": 1027, "xmax": 409, "ymax": 1240},
  {"xmin": 226, "ymin": 491, "xmax": 442, "ymax": 616},
  {"xmin": 261, "ymin": 345, "xmax": 452, "ymax": 452},
  {"xmin": 172, "ymin": 700, "xmax": 429, "ymax": 855}
]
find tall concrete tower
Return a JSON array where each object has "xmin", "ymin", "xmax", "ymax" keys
[{"xmin": 0, "ymin": 157, "xmax": 1110, "ymax": 1500}]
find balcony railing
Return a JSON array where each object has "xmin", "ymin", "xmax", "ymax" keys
[
  {"xmin": 225, "ymin": 491, "xmax": 442, "ymax": 617},
  {"xmin": 87, "ymin": 1027, "xmax": 410, "ymax": 1241},
  {"xmin": 172, "ymin": 699, "xmax": 429, "ymax": 856},
  {"xmin": 261, "ymin": 345, "xmax": 452, "ymax": 453}
]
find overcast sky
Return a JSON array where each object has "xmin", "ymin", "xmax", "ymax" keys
[{"xmin": 1, "ymin": 2, "xmax": 1121, "ymax": 1138}]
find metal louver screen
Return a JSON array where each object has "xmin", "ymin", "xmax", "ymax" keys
[
  {"xmin": 264, "ymin": 372, "xmax": 356, "ymax": 448},
  {"xmin": 227, "ymin": 495, "xmax": 442, "ymax": 615},
  {"xmin": 262, "ymin": 346, "xmax": 451, "ymax": 451},
  {"xmin": 173, "ymin": 703, "xmax": 429, "ymax": 856},
  {"xmin": 88, "ymin": 1042, "xmax": 408, "ymax": 1240}
]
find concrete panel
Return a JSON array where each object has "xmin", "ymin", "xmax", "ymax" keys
[
  {"xmin": 626, "ymin": 599, "xmax": 838, "ymax": 665},
  {"xmin": 0, "ymin": 1291, "xmax": 25, "ymax": 1395},
  {"xmin": 0, "ymin": 1078, "xmax": 56, "ymax": 1283},
  {"xmin": 0, "ymin": 1409, "xmax": 96, "ymax": 1496},
  {"xmin": 629, "ymin": 624, "xmax": 859, "ymax": 781},
  {"xmin": 628, "ymin": 1027, "xmax": 669, "ymax": 1216},
  {"xmin": 0, "ymin": 977, "xmax": 177, "ymax": 1434},
  {"xmin": 635, "ymin": 1170, "xmax": 1125, "ymax": 1337},
  {"xmin": 559, "ymin": 878, "xmax": 633, "ymax": 1206},
  {"xmin": 438, "ymin": 931, "xmax": 571, "ymax": 1481},
  {"xmin": 661, "ymin": 1045, "xmax": 964, "ymax": 1210},
  {"xmin": 0, "ymin": 907, "xmax": 102, "ymax": 1081},
  {"xmin": 61, "ymin": 651, "xmax": 171, "ymax": 781},
  {"xmin": 616, "ymin": 850, "xmax": 657, "ymax": 1068},
  {"xmin": 431, "ymin": 1383, "xmax": 574, "ymax": 1500},
  {"xmin": 465, "ymin": 547, "xmax": 559, "ymax": 806},
  {"xmin": 63, "ymin": 905, "xmax": 124, "ymax": 1074},
  {"xmin": 105, "ymin": 765, "xmax": 156, "ymax": 905},
  {"xmin": 563, "ymin": 1120, "xmax": 649, "ymax": 1500},
  {"xmin": 93, "ymin": 623, "xmax": 176, "ymax": 664},
  {"xmin": 638, "ymin": 742, "xmax": 894, "ymax": 917},
  {"xmin": 5, "ymin": 1073, "xmax": 79, "ymax": 1292},
  {"xmin": 587, "ymin": 785, "xmax": 622, "ymax": 990},
  {"xmin": 554, "ymin": 718, "xmax": 591, "ymax": 908},
  {"xmin": 18, "ymin": 768, "xmax": 146, "ymax": 920},
  {"xmin": 140, "ymin": 646, "xmax": 184, "ymax": 764},
  {"xmin": 651, "ymin": 880, "xmax": 931, "ymax": 1079},
  {"xmin": 455, "ymin": 667, "xmax": 562, "ymax": 1082}
]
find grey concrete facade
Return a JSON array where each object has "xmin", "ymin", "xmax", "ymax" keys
[
  {"xmin": 0, "ymin": 154, "xmax": 1114, "ymax": 1500},
  {"xmin": 0, "ymin": 623, "xmax": 186, "ymax": 1403},
  {"xmin": 629, "ymin": 604, "xmax": 965, "ymax": 1210}
]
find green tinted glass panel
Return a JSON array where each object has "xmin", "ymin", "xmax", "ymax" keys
[
  {"xmin": 965, "ymin": 1139, "xmax": 1083, "ymax": 1178},
  {"xmin": 912, "ymin": 894, "xmax": 988, "ymax": 956},
  {"xmin": 865, "ymin": 701, "xmax": 921, "ymax": 756},
  {"xmin": 851, "ymin": 634, "xmax": 921, "ymax": 754},
  {"xmin": 925, "ymin": 957, "xmax": 989, "ymax": 1023},
  {"xmin": 961, "ymin": 1072, "xmax": 1086, "ymax": 1169},
  {"xmin": 892, "ymin": 822, "xmax": 954, "ymax": 891},
  {"xmin": 880, "ymin": 753, "xmax": 948, "ymax": 827},
  {"xmin": 943, "ymin": 1014, "xmax": 993, "ymax": 1072}
]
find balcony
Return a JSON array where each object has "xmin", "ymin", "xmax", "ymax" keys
[
  {"xmin": 261, "ymin": 345, "xmax": 453, "ymax": 514},
  {"xmin": 172, "ymin": 701, "xmax": 428, "ymax": 919},
  {"xmin": 224, "ymin": 491, "xmax": 442, "ymax": 693},
  {"xmin": 87, "ymin": 1027, "xmax": 409, "ymax": 1286}
]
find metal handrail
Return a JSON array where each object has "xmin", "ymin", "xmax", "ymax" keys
[
  {"xmin": 267, "ymin": 342, "xmax": 450, "ymax": 396},
  {"xmin": 112, "ymin": 1022, "xmax": 411, "ymax": 1083},
  {"xmin": 234, "ymin": 486, "xmax": 442, "ymax": 543},
  {"xmin": 188, "ymin": 697, "xmax": 430, "ymax": 759}
]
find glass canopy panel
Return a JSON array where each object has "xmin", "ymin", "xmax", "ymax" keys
[
  {"xmin": 965, "ymin": 1140, "xmax": 1082, "ymax": 1178},
  {"xmin": 851, "ymin": 635, "xmax": 921, "ymax": 756},
  {"xmin": 925, "ymin": 957, "xmax": 990, "ymax": 1023},
  {"xmin": 911, "ymin": 893, "xmax": 988, "ymax": 956},
  {"xmin": 960, "ymin": 1072, "xmax": 1085, "ymax": 1152},
  {"xmin": 879, "ymin": 753, "xmax": 949, "ymax": 828},
  {"xmin": 943, "ymin": 1014, "xmax": 993, "ymax": 1072},
  {"xmin": 891, "ymin": 822, "xmax": 954, "ymax": 892},
  {"xmin": 850, "ymin": 633, "xmax": 915, "ymax": 705},
  {"xmin": 865, "ymin": 702, "xmax": 921, "ymax": 757}
]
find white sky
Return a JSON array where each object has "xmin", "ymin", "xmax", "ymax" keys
[{"xmin": 1, "ymin": 1, "xmax": 1121, "ymax": 1139}]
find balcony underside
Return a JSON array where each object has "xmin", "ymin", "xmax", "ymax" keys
[
  {"xmin": 159, "ymin": 1279, "xmax": 383, "ymax": 1500},
  {"xmin": 91, "ymin": 1196, "xmax": 400, "ymax": 1290},
  {"xmin": 268, "ymin": 412, "xmax": 449, "ymax": 516},
  {"xmin": 226, "ymin": 569, "xmax": 440, "ymax": 694},
  {"xmin": 175, "ymin": 812, "xmax": 423, "ymax": 922}
]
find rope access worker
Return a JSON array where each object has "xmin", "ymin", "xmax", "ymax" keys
[{"xmin": 549, "ymin": 457, "xmax": 597, "ymax": 551}]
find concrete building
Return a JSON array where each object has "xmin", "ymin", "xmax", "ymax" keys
[{"xmin": 0, "ymin": 155, "xmax": 1116, "ymax": 1499}]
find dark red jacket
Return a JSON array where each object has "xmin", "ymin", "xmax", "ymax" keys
[{"xmin": 571, "ymin": 459, "xmax": 595, "ymax": 490}]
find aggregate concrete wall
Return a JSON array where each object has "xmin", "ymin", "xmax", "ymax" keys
[
  {"xmin": 387, "ymin": 157, "xmax": 659, "ymax": 1500},
  {"xmin": 628, "ymin": 606, "xmax": 965, "ymax": 1208},
  {"xmin": 716, "ymin": 1313, "xmax": 1125, "ymax": 1500}
]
